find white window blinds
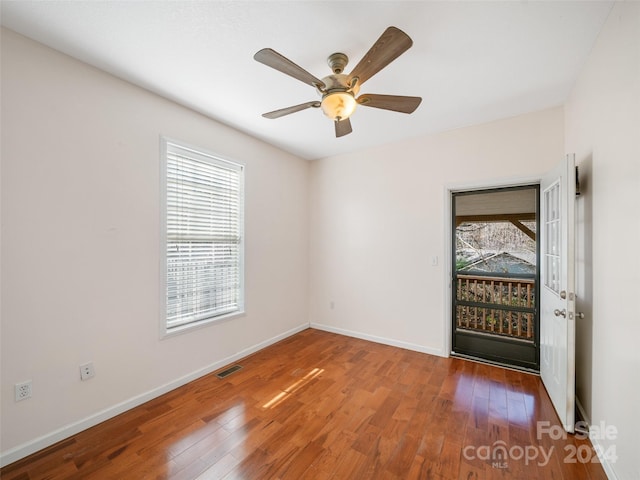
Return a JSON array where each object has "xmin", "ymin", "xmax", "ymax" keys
[{"xmin": 164, "ymin": 141, "xmax": 244, "ymax": 331}]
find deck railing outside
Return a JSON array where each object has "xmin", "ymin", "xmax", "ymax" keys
[{"xmin": 455, "ymin": 273, "xmax": 536, "ymax": 341}]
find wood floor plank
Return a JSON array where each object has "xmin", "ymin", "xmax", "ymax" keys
[
  {"xmin": 196, "ymin": 452, "xmax": 239, "ymax": 479},
  {"xmin": 0, "ymin": 328, "xmax": 608, "ymax": 480}
]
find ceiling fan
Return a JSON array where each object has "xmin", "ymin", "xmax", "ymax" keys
[{"xmin": 254, "ymin": 26, "xmax": 422, "ymax": 138}]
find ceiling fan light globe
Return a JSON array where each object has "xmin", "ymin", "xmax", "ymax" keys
[{"xmin": 321, "ymin": 92, "xmax": 357, "ymax": 121}]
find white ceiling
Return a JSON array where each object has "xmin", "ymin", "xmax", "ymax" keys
[{"xmin": 1, "ymin": 1, "xmax": 613, "ymax": 160}]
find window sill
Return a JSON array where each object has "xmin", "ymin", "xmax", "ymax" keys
[{"xmin": 161, "ymin": 309, "xmax": 246, "ymax": 339}]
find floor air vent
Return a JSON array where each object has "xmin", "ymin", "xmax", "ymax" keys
[{"xmin": 216, "ymin": 365, "xmax": 243, "ymax": 379}]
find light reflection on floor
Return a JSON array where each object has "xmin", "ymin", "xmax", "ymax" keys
[{"xmin": 262, "ymin": 368, "xmax": 325, "ymax": 409}]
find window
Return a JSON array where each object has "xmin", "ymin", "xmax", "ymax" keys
[
  {"xmin": 543, "ymin": 181, "xmax": 560, "ymax": 294},
  {"xmin": 161, "ymin": 138, "xmax": 244, "ymax": 334}
]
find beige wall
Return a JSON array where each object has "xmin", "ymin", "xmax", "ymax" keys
[
  {"xmin": 1, "ymin": 29, "xmax": 309, "ymax": 461},
  {"xmin": 565, "ymin": 3, "xmax": 640, "ymax": 479},
  {"xmin": 309, "ymin": 107, "xmax": 564, "ymax": 354}
]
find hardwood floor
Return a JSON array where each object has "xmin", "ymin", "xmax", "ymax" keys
[{"xmin": 1, "ymin": 329, "xmax": 607, "ymax": 479}]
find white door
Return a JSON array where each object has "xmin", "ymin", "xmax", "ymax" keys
[{"xmin": 540, "ymin": 154, "xmax": 576, "ymax": 432}]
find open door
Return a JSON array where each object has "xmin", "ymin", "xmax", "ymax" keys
[{"xmin": 540, "ymin": 154, "xmax": 576, "ymax": 433}]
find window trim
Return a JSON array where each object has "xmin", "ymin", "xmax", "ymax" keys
[{"xmin": 159, "ymin": 136, "xmax": 245, "ymax": 338}]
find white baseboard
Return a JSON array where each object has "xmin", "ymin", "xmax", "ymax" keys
[
  {"xmin": 575, "ymin": 397, "xmax": 618, "ymax": 480},
  {"xmin": 310, "ymin": 323, "xmax": 444, "ymax": 357},
  {"xmin": 589, "ymin": 434, "xmax": 619, "ymax": 480},
  {"xmin": 0, "ymin": 323, "xmax": 308, "ymax": 467}
]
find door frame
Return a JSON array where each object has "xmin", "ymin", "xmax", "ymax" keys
[{"xmin": 443, "ymin": 175, "xmax": 543, "ymax": 359}]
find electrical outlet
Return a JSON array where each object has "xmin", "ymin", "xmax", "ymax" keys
[
  {"xmin": 80, "ymin": 362, "xmax": 95, "ymax": 381},
  {"xmin": 15, "ymin": 381, "xmax": 32, "ymax": 401}
]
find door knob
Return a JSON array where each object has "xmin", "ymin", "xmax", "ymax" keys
[
  {"xmin": 554, "ymin": 309, "xmax": 567, "ymax": 318},
  {"xmin": 576, "ymin": 312, "xmax": 585, "ymax": 319}
]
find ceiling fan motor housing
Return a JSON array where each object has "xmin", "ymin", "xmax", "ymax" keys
[{"xmin": 319, "ymin": 74, "xmax": 358, "ymax": 94}]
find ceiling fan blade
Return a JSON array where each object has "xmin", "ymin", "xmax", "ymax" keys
[
  {"xmin": 262, "ymin": 101, "xmax": 321, "ymax": 119},
  {"xmin": 335, "ymin": 118, "xmax": 353, "ymax": 137},
  {"xmin": 348, "ymin": 26, "xmax": 413, "ymax": 86},
  {"xmin": 254, "ymin": 48, "xmax": 326, "ymax": 89},
  {"xmin": 357, "ymin": 94, "xmax": 422, "ymax": 113}
]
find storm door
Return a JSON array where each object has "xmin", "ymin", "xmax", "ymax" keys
[{"xmin": 452, "ymin": 185, "xmax": 540, "ymax": 370}]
